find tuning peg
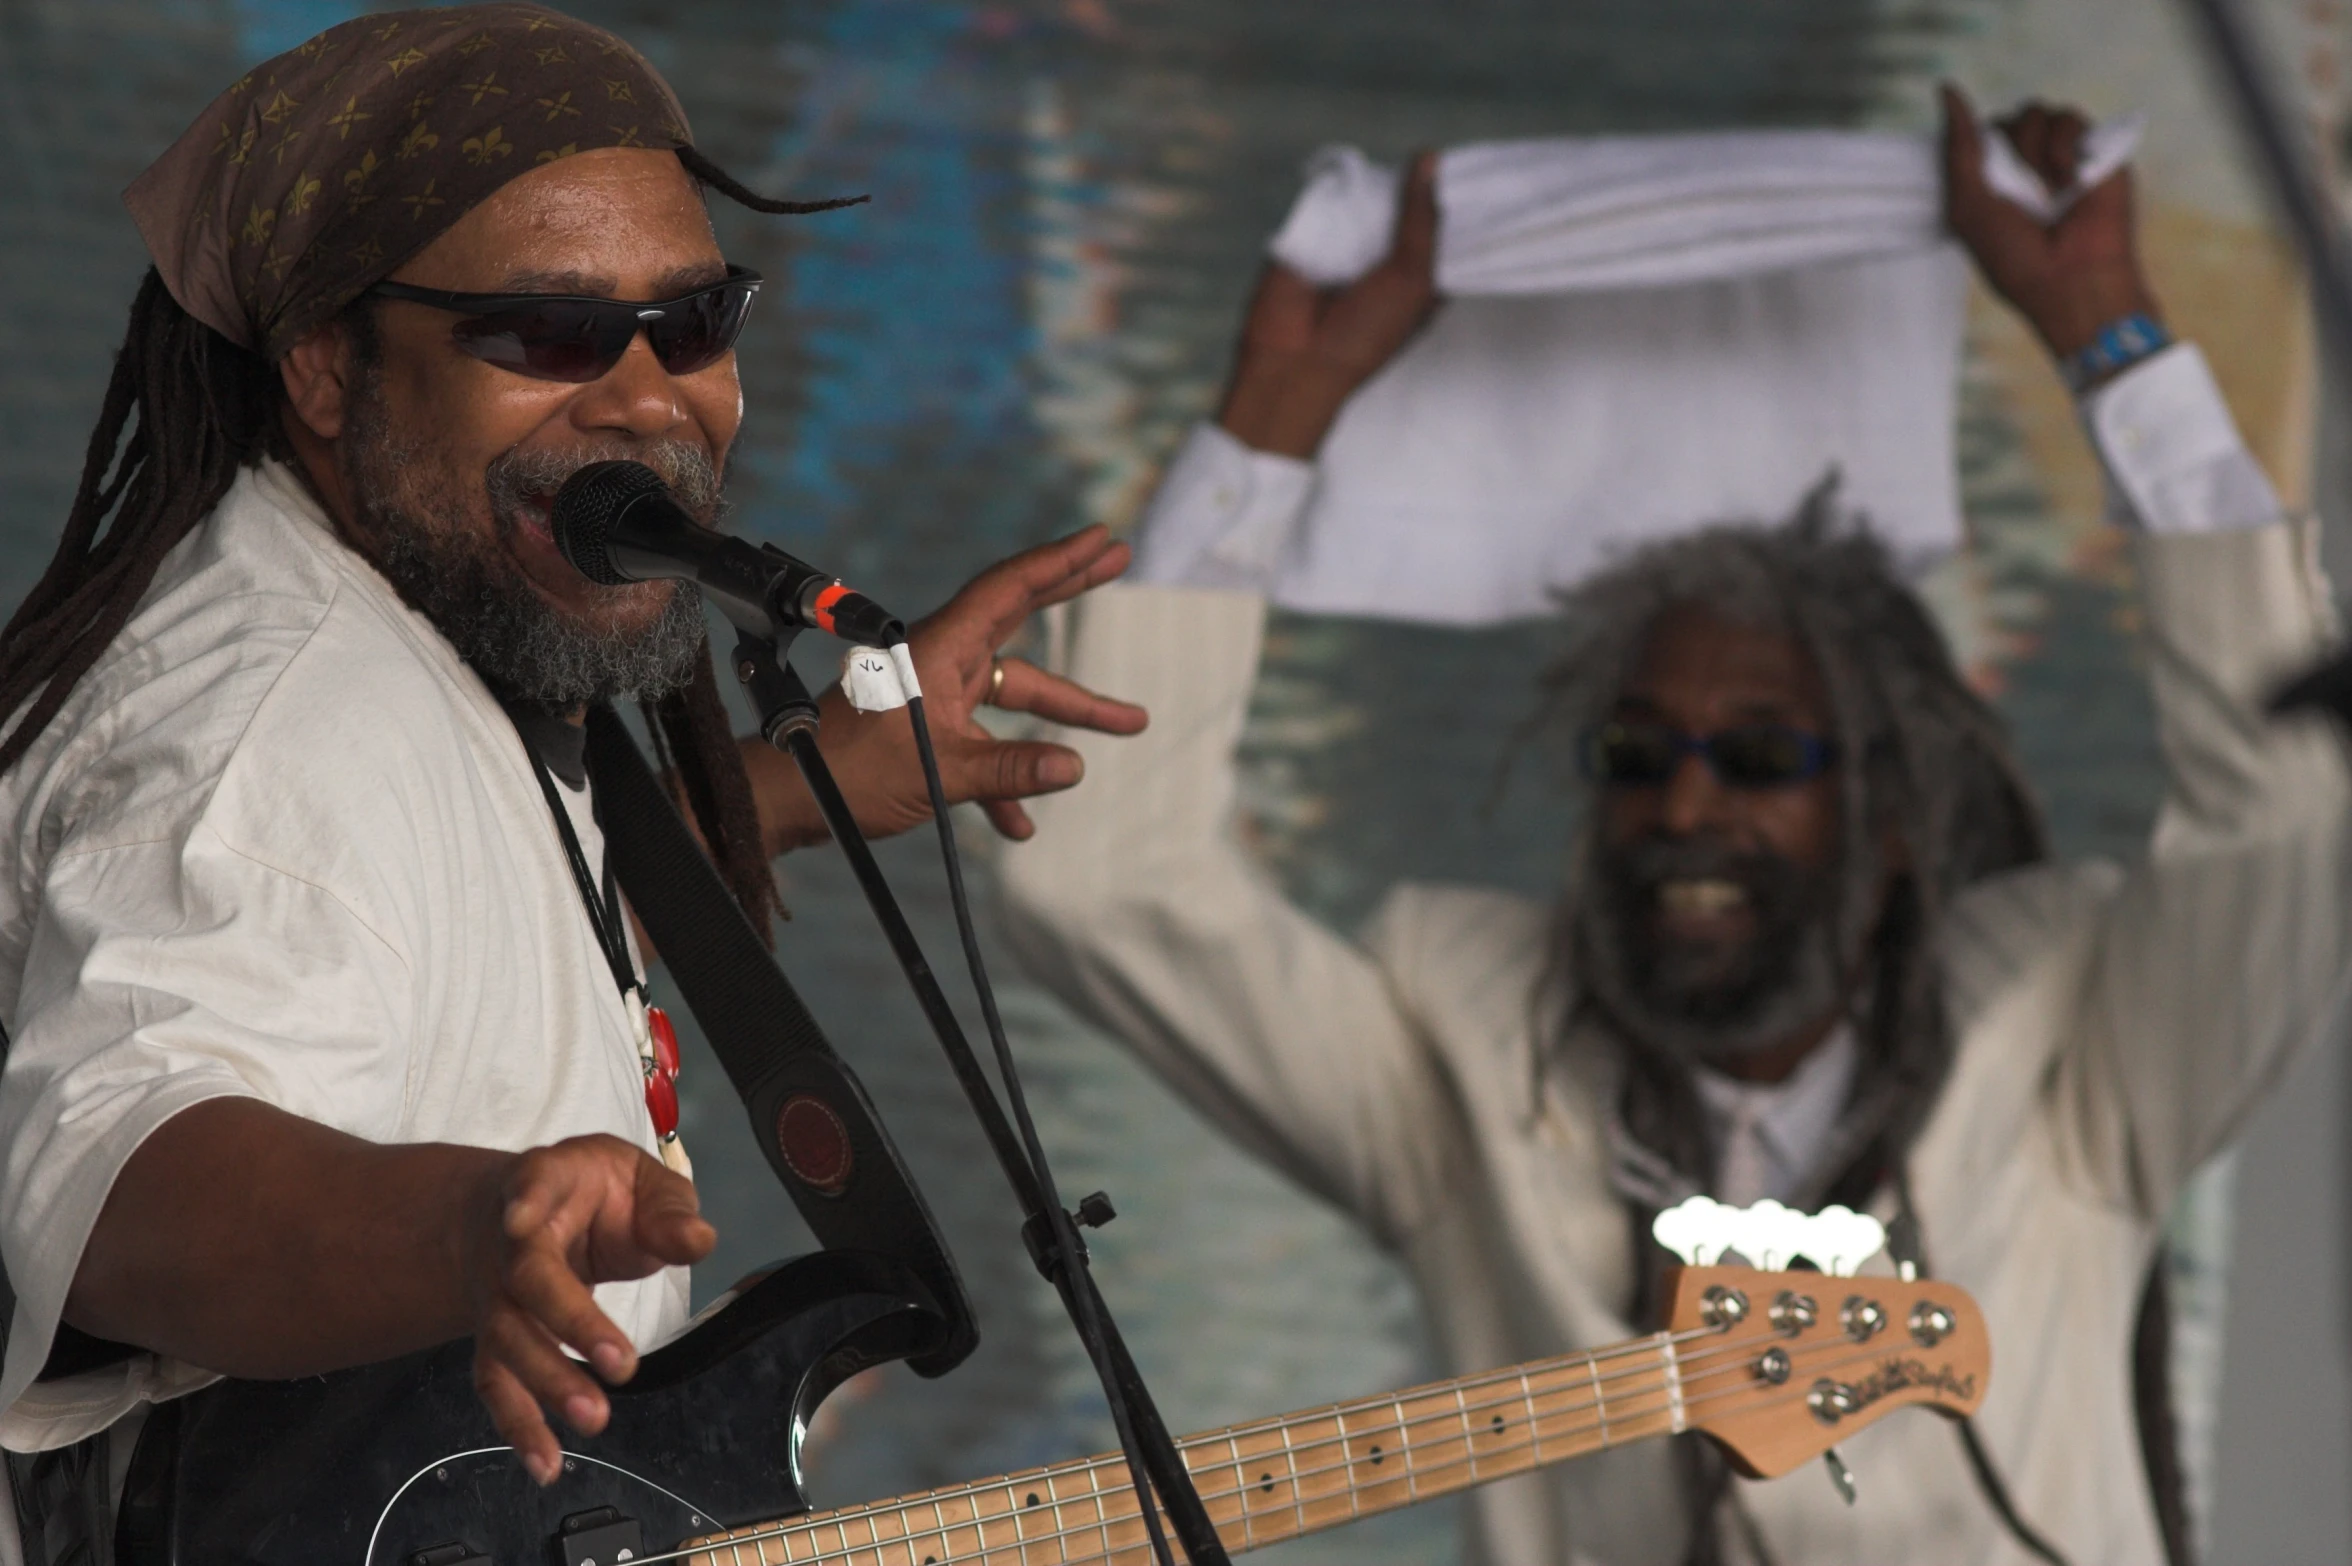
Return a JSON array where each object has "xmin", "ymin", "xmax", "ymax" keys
[
  {"xmin": 1804, "ymin": 1206, "xmax": 1886, "ymax": 1278},
  {"xmin": 1652, "ymin": 1195, "xmax": 1736, "ymax": 1266},
  {"xmin": 1823, "ymin": 1447, "xmax": 1857, "ymax": 1505},
  {"xmin": 1651, "ymin": 1196, "xmax": 1888, "ymax": 1276}
]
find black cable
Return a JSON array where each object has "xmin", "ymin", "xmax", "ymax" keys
[
  {"xmin": 739, "ymin": 637, "xmax": 1225, "ymax": 1565},
  {"xmin": 899, "ymin": 691, "xmax": 1184, "ymax": 1566},
  {"xmin": 2172, "ymin": 0, "xmax": 2352, "ymax": 385},
  {"xmin": 1891, "ymin": 1173, "xmax": 2072, "ymax": 1566}
]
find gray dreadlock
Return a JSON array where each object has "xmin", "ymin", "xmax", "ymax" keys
[{"xmin": 1539, "ymin": 475, "xmax": 2047, "ymax": 1207}]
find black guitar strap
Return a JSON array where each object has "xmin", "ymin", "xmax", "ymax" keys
[{"xmin": 580, "ymin": 705, "xmax": 977, "ymax": 1378}]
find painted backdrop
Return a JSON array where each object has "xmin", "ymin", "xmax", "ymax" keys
[{"xmin": 0, "ymin": 0, "xmax": 2341, "ymax": 1560}]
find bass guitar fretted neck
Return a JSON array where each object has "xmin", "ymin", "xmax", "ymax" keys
[
  {"xmin": 685, "ymin": 1259, "xmax": 1986, "ymax": 1566},
  {"xmin": 120, "ymin": 1201, "xmax": 1983, "ymax": 1566}
]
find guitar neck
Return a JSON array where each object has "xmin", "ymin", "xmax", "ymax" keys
[{"xmin": 689, "ymin": 1331, "xmax": 1694, "ymax": 1565}]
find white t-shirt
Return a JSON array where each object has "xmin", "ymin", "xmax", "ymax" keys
[{"xmin": 0, "ymin": 458, "xmax": 692, "ymax": 1456}]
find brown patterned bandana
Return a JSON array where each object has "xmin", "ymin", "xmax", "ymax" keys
[{"xmin": 125, "ymin": 3, "xmax": 700, "ymax": 361}]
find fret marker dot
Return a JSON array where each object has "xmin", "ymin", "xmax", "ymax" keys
[
  {"xmin": 1369, "ymin": 1444, "xmax": 1383, "ymax": 1465},
  {"xmin": 1026, "ymin": 1493, "xmax": 1041, "ymax": 1508},
  {"xmin": 1259, "ymin": 1473, "xmax": 1273, "ymax": 1494},
  {"xmin": 1490, "ymin": 1415, "xmax": 1505, "ymax": 1434}
]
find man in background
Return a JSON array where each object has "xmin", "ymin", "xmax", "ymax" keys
[{"xmin": 1000, "ymin": 90, "xmax": 2350, "ymax": 1564}]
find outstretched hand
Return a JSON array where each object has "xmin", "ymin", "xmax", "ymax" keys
[
  {"xmin": 461, "ymin": 1135, "xmax": 715, "ymax": 1484},
  {"xmin": 747, "ymin": 526, "xmax": 1148, "ymax": 847},
  {"xmin": 1942, "ymin": 84, "xmax": 2162, "ymax": 360},
  {"xmin": 1217, "ymin": 150, "xmax": 1441, "ymax": 458}
]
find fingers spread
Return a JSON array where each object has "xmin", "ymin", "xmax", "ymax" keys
[
  {"xmin": 479, "ymin": 1299, "xmax": 612, "ymax": 1429},
  {"xmin": 982, "ymin": 798, "xmax": 1037, "ymax": 841},
  {"xmin": 923, "ymin": 528, "xmax": 1132, "ymax": 652},
  {"xmin": 473, "ymin": 1350, "xmax": 568, "ymax": 1485},
  {"xmin": 990, "ymin": 660, "xmax": 1150, "ymax": 733},
  {"xmin": 937, "ymin": 736, "xmax": 1086, "ymax": 804},
  {"xmin": 505, "ymin": 1233, "xmax": 636, "ymax": 1384}
]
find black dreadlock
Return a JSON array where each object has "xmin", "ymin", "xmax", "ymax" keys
[{"xmin": 0, "ymin": 269, "xmax": 278, "ymax": 780}]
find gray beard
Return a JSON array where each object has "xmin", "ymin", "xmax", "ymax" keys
[
  {"xmin": 1570, "ymin": 834, "xmax": 1853, "ymax": 1067},
  {"xmin": 340, "ymin": 389, "xmax": 716, "ymax": 707}
]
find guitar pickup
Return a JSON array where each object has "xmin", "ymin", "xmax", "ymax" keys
[
  {"xmin": 407, "ymin": 1547, "xmax": 489, "ymax": 1566},
  {"xmin": 558, "ymin": 1505, "xmax": 645, "ymax": 1566}
]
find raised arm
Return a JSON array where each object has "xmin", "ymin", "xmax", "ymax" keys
[
  {"xmin": 1944, "ymin": 87, "xmax": 2352, "ymax": 1211},
  {"xmin": 995, "ymin": 159, "xmax": 1466, "ymax": 1241}
]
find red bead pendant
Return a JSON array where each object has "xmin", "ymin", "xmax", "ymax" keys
[
  {"xmin": 647, "ymin": 1003, "xmax": 680, "ymax": 1078},
  {"xmin": 643, "ymin": 1002, "xmax": 681, "ymax": 1140}
]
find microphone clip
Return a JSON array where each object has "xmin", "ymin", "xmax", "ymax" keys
[{"xmin": 732, "ymin": 629, "xmax": 821, "ymax": 747}]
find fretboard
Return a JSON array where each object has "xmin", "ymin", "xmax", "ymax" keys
[{"xmin": 685, "ymin": 1329, "xmax": 1700, "ymax": 1565}]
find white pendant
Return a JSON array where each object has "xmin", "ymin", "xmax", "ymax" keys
[{"xmin": 626, "ymin": 987, "xmax": 652, "ymax": 1057}]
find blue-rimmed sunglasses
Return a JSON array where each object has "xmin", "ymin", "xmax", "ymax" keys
[{"xmin": 1579, "ymin": 719, "xmax": 1838, "ymax": 790}]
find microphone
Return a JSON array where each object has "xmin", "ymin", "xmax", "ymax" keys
[{"xmin": 551, "ymin": 460, "xmax": 904, "ymax": 646}]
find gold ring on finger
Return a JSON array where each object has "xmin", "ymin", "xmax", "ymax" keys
[{"xmin": 988, "ymin": 659, "xmax": 1006, "ymax": 705}]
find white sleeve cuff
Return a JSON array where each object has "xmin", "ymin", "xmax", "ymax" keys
[
  {"xmin": 2083, "ymin": 342, "xmax": 2285, "ymax": 535},
  {"xmin": 1127, "ymin": 423, "xmax": 1316, "ymax": 595}
]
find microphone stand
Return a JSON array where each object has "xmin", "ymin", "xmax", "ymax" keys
[
  {"xmin": 2171, "ymin": 0, "xmax": 2352, "ymax": 725},
  {"xmin": 729, "ymin": 629, "xmax": 1233, "ymax": 1566}
]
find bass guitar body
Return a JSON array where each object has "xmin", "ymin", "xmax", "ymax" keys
[{"xmin": 115, "ymin": 1249, "xmax": 949, "ymax": 1566}]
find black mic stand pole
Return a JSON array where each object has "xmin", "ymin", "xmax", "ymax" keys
[{"xmin": 729, "ymin": 630, "xmax": 1233, "ymax": 1566}]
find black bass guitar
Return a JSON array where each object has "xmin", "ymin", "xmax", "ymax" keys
[
  {"xmin": 115, "ymin": 1248, "xmax": 951, "ymax": 1566},
  {"xmin": 113, "ymin": 1247, "xmax": 1988, "ymax": 1565}
]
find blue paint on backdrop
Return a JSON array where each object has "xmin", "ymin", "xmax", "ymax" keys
[
  {"xmin": 233, "ymin": 0, "xmax": 368, "ymax": 63},
  {"xmin": 740, "ymin": 0, "xmax": 1032, "ymax": 571}
]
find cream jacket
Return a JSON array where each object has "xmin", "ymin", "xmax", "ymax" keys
[{"xmin": 998, "ymin": 356, "xmax": 2352, "ymax": 1565}]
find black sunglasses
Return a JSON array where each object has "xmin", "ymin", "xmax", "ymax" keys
[
  {"xmin": 1579, "ymin": 719, "xmax": 1838, "ymax": 790},
  {"xmin": 368, "ymin": 265, "xmax": 763, "ymax": 383}
]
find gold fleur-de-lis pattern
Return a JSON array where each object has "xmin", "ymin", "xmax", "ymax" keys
[
  {"xmin": 123, "ymin": 2, "xmax": 700, "ymax": 359},
  {"xmin": 462, "ymin": 127, "xmax": 514, "ymax": 165}
]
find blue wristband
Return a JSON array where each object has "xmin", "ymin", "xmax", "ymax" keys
[{"xmin": 2061, "ymin": 311, "xmax": 2173, "ymax": 392}]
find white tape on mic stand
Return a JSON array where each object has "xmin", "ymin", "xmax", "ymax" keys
[{"xmin": 842, "ymin": 646, "xmax": 909, "ymax": 712}]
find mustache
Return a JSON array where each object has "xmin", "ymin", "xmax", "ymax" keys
[{"xmin": 483, "ymin": 440, "xmax": 727, "ymax": 531}]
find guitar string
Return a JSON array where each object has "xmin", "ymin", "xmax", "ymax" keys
[
  {"xmin": 667, "ymin": 1324, "xmax": 1729, "ymax": 1564},
  {"xmin": 674, "ymin": 1328, "xmax": 1944, "ymax": 1566},
  {"xmin": 657, "ymin": 1326, "xmax": 1955, "ymax": 1566},
  {"xmin": 666, "ymin": 1331, "xmax": 1925, "ymax": 1566}
]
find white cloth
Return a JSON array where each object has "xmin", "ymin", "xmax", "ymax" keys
[
  {"xmin": 1138, "ymin": 340, "xmax": 2282, "ymax": 616},
  {"xmin": 0, "ymin": 461, "xmax": 691, "ymax": 1455},
  {"xmin": 1694, "ymin": 1026, "xmax": 1859, "ymax": 1210},
  {"xmin": 1003, "ymin": 356, "xmax": 2347, "ymax": 1564},
  {"xmin": 1134, "ymin": 122, "xmax": 2146, "ymax": 624}
]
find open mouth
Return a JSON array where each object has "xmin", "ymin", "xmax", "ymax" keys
[
  {"xmin": 1657, "ymin": 877, "xmax": 1749, "ymax": 918},
  {"xmin": 507, "ymin": 488, "xmax": 557, "ymax": 543}
]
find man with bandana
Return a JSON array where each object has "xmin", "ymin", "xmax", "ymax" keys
[
  {"xmin": 0, "ymin": 4, "xmax": 1144, "ymax": 1552},
  {"xmin": 999, "ymin": 96, "xmax": 2352, "ymax": 1566}
]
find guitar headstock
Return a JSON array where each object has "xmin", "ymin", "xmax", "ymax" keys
[{"xmin": 1652, "ymin": 1199, "xmax": 1987, "ymax": 1478}]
